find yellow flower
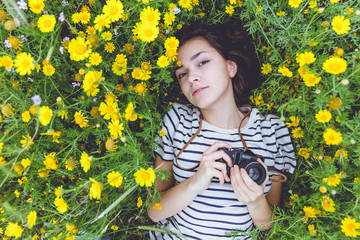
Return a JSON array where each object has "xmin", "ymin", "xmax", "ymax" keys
[
  {"xmin": 105, "ymin": 137, "xmax": 118, "ymax": 152},
  {"xmin": 153, "ymin": 203, "xmax": 162, "ymax": 210},
  {"xmin": 68, "ymin": 37, "xmax": 92, "ymax": 61},
  {"xmin": 137, "ymin": 22, "xmax": 159, "ymax": 43},
  {"xmin": 341, "ymin": 217, "xmax": 360, "ymax": 238},
  {"xmin": 140, "ymin": 6, "xmax": 161, "ymax": 24},
  {"xmin": 73, "ymin": 111, "xmax": 89, "ymax": 128},
  {"xmin": 39, "ymin": 106, "xmax": 53, "ymax": 126},
  {"xmin": 137, "ymin": 197, "xmax": 143, "ymax": 208},
  {"xmin": 225, "ymin": 5, "xmax": 234, "ymax": 15},
  {"xmin": 41, "ymin": 130, "xmax": 62, "ymax": 143},
  {"xmin": 20, "ymin": 134, "xmax": 34, "ymax": 149},
  {"xmin": 335, "ymin": 149, "xmax": 348, "ymax": 159},
  {"xmin": 323, "ymin": 174, "xmax": 341, "ymax": 187},
  {"xmin": 309, "ymin": 0, "xmax": 317, "ymax": 8},
  {"xmin": 0, "ymin": 55, "xmax": 13, "ymax": 69},
  {"xmin": 323, "ymin": 128, "xmax": 342, "ymax": 145},
  {"xmin": 21, "ymin": 158, "xmax": 31, "ymax": 169},
  {"xmin": 254, "ymin": 93, "xmax": 264, "ymax": 106},
  {"xmin": 99, "ymin": 101, "xmax": 118, "ymax": 120},
  {"xmin": 330, "ymin": 0, "xmax": 340, "ymax": 3},
  {"xmin": 278, "ymin": 66, "xmax": 293, "ymax": 77},
  {"xmin": 89, "ymin": 177, "xmax": 102, "ymax": 200},
  {"xmin": 38, "ymin": 14, "xmax": 56, "ymax": 33},
  {"xmin": 93, "ymin": 14, "xmax": 111, "ymax": 32},
  {"xmin": 14, "ymin": 52, "xmax": 35, "ymax": 75},
  {"xmin": 108, "ymin": 119, "xmax": 124, "ymax": 138},
  {"xmin": 322, "ymin": 56, "xmax": 347, "ymax": 75},
  {"xmin": 0, "ymin": 156, "xmax": 7, "ymax": 166},
  {"xmin": 163, "ymin": 12, "xmax": 175, "ymax": 26},
  {"xmin": 297, "ymin": 148, "xmax": 310, "ymax": 159},
  {"xmin": 319, "ymin": 186, "xmax": 327, "ymax": 193},
  {"xmin": 14, "ymin": 163, "xmax": 24, "ymax": 175},
  {"xmin": 286, "ymin": 116, "xmax": 300, "ymax": 127},
  {"xmin": 54, "ymin": 196, "xmax": 68, "ymax": 212},
  {"xmin": 38, "ymin": 168, "xmax": 49, "ymax": 177},
  {"xmin": 88, "ymin": 52, "xmax": 102, "ymax": 66},
  {"xmin": 303, "ymin": 206, "xmax": 317, "ymax": 218},
  {"xmin": 159, "ymin": 129, "xmax": 165, "ymax": 137},
  {"xmin": 78, "ymin": 11, "xmax": 91, "ymax": 24},
  {"xmin": 5, "ymin": 222, "xmax": 23, "ymax": 239},
  {"xmin": 321, "ymin": 196, "xmax": 335, "ymax": 212},
  {"xmin": 22, "ymin": 111, "xmax": 31, "ymax": 123},
  {"xmin": 178, "ymin": 0, "xmax": 193, "ymax": 10},
  {"xmin": 27, "ymin": 211, "xmax": 37, "ymax": 229},
  {"xmin": 134, "ymin": 82, "xmax": 147, "ymax": 95},
  {"xmin": 101, "ymin": 31, "xmax": 112, "ymax": 41},
  {"xmin": 124, "ymin": 102, "xmax": 137, "ymax": 121},
  {"xmin": 80, "ymin": 152, "xmax": 92, "ymax": 173},
  {"xmin": 55, "ymin": 185, "xmax": 64, "ymax": 197},
  {"xmin": 261, "ymin": 63, "xmax": 272, "ymax": 75},
  {"xmin": 164, "ymin": 37, "xmax": 179, "ymax": 51},
  {"xmin": 327, "ymin": 96, "xmax": 342, "ymax": 110},
  {"xmin": 296, "ymin": 51, "xmax": 316, "ymax": 66},
  {"xmin": 277, "ymin": 11, "xmax": 286, "ymax": 16},
  {"xmin": 334, "ymin": 48, "xmax": 344, "ymax": 57},
  {"xmin": 134, "ymin": 167, "xmax": 156, "ymax": 187},
  {"xmin": 102, "ymin": 0, "xmax": 124, "ymax": 23},
  {"xmin": 65, "ymin": 156, "xmax": 77, "ymax": 171},
  {"xmin": 292, "ymin": 127, "xmax": 303, "ymax": 138},
  {"xmin": 111, "ymin": 225, "xmax": 119, "ymax": 230},
  {"xmin": 105, "ymin": 42, "xmax": 115, "ymax": 53},
  {"xmin": 43, "ymin": 152, "xmax": 58, "ymax": 170},
  {"xmin": 303, "ymin": 73, "xmax": 321, "ymax": 87},
  {"xmin": 107, "ymin": 171, "xmax": 123, "ymax": 187},
  {"xmin": 288, "ymin": 0, "xmax": 303, "ymax": 8},
  {"xmin": 157, "ymin": 55, "xmax": 170, "ymax": 68},
  {"xmin": 331, "ymin": 16, "xmax": 351, "ymax": 35},
  {"xmin": 66, "ymin": 223, "xmax": 78, "ymax": 234},
  {"xmin": 315, "ymin": 109, "xmax": 331, "ymax": 123},
  {"xmin": 43, "ymin": 63, "xmax": 55, "ymax": 76},
  {"xmin": 308, "ymin": 224, "xmax": 317, "ymax": 236},
  {"xmin": 29, "ymin": 0, "xmax": 45, "ymax": 14}
]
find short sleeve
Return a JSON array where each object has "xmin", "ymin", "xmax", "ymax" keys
[
  {"xmin": 154, "ymin": 103, "xmax": 181, "ymax": 162},
  {"xmin": 272, "ymin": 118, "xmax": 296, "ymax": 174}
]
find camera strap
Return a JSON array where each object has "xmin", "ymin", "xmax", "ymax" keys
[{"xmin": 174, "ymin": 105, "xmax": 287, "ymax": 183}]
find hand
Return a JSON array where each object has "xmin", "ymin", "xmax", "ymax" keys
[
  {"xmin": 189, "ymin": 142, "xmax": 233, "ymax": 193},
  {"xmin": 230, "ymin": 158, "xmax": 269, "ymax": 208}
]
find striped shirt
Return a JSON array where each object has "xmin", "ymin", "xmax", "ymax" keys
[{"xmin": 150, "ymin": 103, "xmax": 296, "ymax": 240}]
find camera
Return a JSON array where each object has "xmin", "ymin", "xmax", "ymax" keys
[{"xmin": 216, "ymin": 148, "xmax": 267, "ymax": 185}]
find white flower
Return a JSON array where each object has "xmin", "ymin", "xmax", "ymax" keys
[
  {"xmin": 4, "ymin": 39, "xmax": 12, "ymax": 48},
  {"xmin": 59, "ymin": 46, "xmax": 64, "ymax": 54},
  {"xmin": 20, "ymin": 35, "xmax": 27, "ymax": 42},
  {"xmin": 62, "ymin": 0, "xmax": 69, "ymax": 6},
  {"xmin": 63, "ymin": 37, "xmax": 70, "ymax": 41},
  {"xmin": 31, "ymin": 95, "xmax": 42, "ymax": 106},
  {"xmin": 17, "ymin": 0, "xmax": 28, "ymax": 9},
  {"xmin": 173, "ymin": 7, "xmax": 181, "ymax": 14},
  {"xmin": 14, "ymin": 19, "xmax": 21, "ymax": 27},
  {"xmin": 114, "ymin": 29, "xmax": 118, "ymax": 36},
  {"xmin": 72, "ymin": 82, "xmax": 81, "ymax": 87},
  {"xmin": 58, "ymin": 12, "xmax": 65, "ymax": 22}
]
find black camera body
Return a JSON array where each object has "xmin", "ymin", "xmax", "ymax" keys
[{"xmin": 217, "ymin": 148, "xmax": 267, "ymax": 185}]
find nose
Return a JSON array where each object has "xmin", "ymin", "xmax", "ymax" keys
[{"xmin": 188, "ymin": 70, "xmax": 199, "ymax": 84}]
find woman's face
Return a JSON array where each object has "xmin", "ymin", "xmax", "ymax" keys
[{"xmin": 175, "ymin": 37, "xmax": 237, "ymax": 110}]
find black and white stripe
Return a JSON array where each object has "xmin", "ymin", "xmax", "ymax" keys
[{"xmin": 150, "ymin": 103, "xmax": 296, "ymax": 240}]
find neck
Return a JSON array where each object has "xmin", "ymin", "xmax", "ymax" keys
[{"xmin": 200, "ymin": 104, "xmax": 245, "ymax": 129}]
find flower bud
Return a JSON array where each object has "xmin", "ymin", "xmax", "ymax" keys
[
  {"xmin": 341, "ymin": 79, "xmax": 349, "ymax": 86},
  {"xmin": 318, "ymin": 8, "xmax": 325, "ymax": 13}
]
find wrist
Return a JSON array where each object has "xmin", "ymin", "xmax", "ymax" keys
[{"xmin": 246, "ymin": 195, "xmax": 268, "ymax": 210}]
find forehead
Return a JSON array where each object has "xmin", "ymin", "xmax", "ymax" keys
[{"xmin": 176, "ymin": 37, "xmax": 218, "ymax": 62}]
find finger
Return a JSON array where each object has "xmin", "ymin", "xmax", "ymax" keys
[
  {"xmin": 240, "ymin": 168, "xmax": 259, "ymax": 190},
  {"xmin": 203, "ymin": 142, "xmax": 232, "ymax": 155},
  {"xmin": 201, "ymin": 150, "xmax": 233, "ymax": 168},
  {"xmin": 231, "ymin": 166, "xmax": 249, "ymax": 201},
  {"xmin": 205, "ymin": 161, "xmax": 230, "ymax": 182}
]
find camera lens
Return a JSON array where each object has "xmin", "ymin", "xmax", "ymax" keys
[
  {"xmin": 248, "ymin": 168, "xmax": 259, "ymax": 180},
  {"xmin": 244, "ymin": 162, "xmax": 266, "ymax": 185}
]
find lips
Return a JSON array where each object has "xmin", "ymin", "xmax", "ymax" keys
[{"xmin": 192, "ymin": 87, "xmax": 208, "ymax": 96}]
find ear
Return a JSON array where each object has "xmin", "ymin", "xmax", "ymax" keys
[{"xmin": 227, "ymin": 60, "xmax": 238, "ymax": 78}]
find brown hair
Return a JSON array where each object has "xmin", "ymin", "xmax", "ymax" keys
[{"xmin": 175, "ymin": 21, "xmax": 261, "ymax": 106}]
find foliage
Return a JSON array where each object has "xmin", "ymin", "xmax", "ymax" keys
[{"xmin": 0, "ymin": 0, "xmax": 359, "ymax": 239}]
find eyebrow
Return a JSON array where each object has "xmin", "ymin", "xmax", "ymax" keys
[{"xmin": 175, "ymin": 51, "xmax": 207, "ymax": 71}]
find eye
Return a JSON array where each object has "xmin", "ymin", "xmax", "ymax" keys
[
  {"xmin": 178, "ymin": 72, "xmax": 187, "ymax": 80},
  {"xmin": 199, "ymin": 60, "xmax": 209, "ymax": 67}
]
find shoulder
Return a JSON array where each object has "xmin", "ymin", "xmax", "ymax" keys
[
  {"xmin": 165, "ymin": 102, "xmax": 200, "ymax": 123},
  {"xmin": 251, "ymin": 108, "xmax": 286, "ymax": 129}
]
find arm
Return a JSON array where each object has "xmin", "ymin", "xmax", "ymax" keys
[
  {"xmin": 230, "ymin": 160, "xmax": 274, "ymax": 231},
  {"xmin": 148, "ymin": 142, "xmax": 233, "ymax": 222}
]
